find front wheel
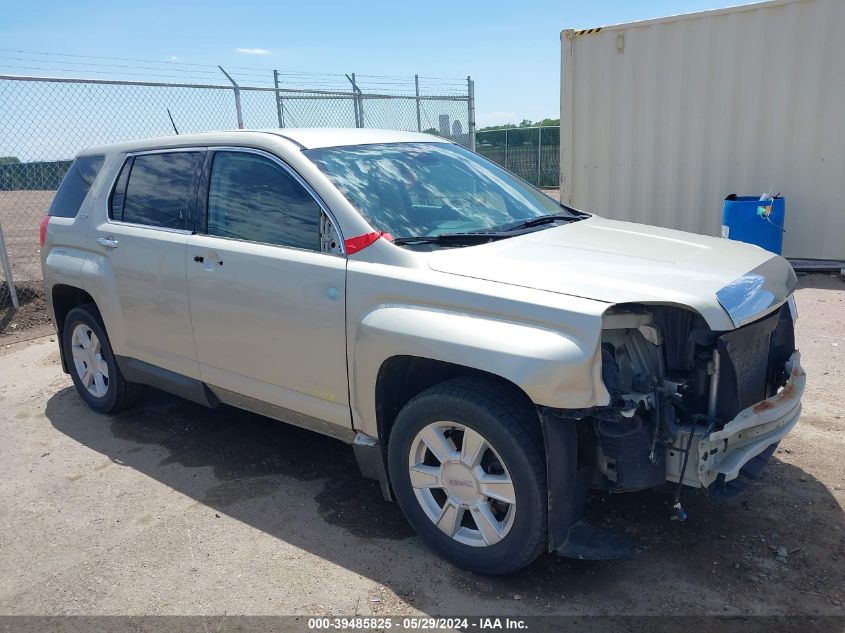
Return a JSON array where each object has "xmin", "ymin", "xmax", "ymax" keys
[{"xmin": 387, "ymin": 378, "xmax": 547, "ymax": 574}]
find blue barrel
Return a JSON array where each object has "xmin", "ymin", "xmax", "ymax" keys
[{"xmin": 721, "ymin": 196, "xmax": 786, "ymax": 254}]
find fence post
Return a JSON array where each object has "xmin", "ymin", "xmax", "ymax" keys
[
  {"xmin": 273, "ymin": 70, "xmax": 284, "ymax": 128},
  {"xmin": 218, "ymin": 66, "xmax": 244, "ymax": 129},
  {"xmin": 467, "ymin": 76, "xmax": 476, "ymax": 151},
  {"xmin": 537, "ymin": 125, "xmax": 542, "ymax": 186},
  {"xmin": 346, "ymin": 73, "xmax": 364, "ymax": 128},
  {"xmin": 504, "ymin": 128, "xmax": 509, "ymax": 170},
  {"xmin": 415, "ymin": 74, "xmax": 422, "ymax": 132},
  {"xmin": 354, "ymin": 73, "xmax": 364, "ymax": 127},
  {"xmin": 0, "ymin": 221, "xmax": 19, "ymax": 310}
]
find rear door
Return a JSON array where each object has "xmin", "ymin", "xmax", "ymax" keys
[
  {"xmin": 185, "ymin": 148, "xmax": 350, "ymax": 433},
  {"xmin": 95, "ymin": 149, "xmax": 204, "ymax": 378}
]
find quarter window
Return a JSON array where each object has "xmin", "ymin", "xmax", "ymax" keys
[
  {"xmin": 119, "ymin": 152, "xmax": 201, "ymax": 230},
  {"xmin": 48, "ymin": 155, "xmax": 105, "ymax": 218},
  {"xmin": 206, "ymin": 151, "xmax": 321, "ymax": 250}
]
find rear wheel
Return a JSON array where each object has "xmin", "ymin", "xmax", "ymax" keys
[
  {"xmin": 387, "ymin": 378, "xmax": 547, "ymax": 574},
  {"xmin": 63, "ymin": 304, "xmax": 143, "ymax": 413}
]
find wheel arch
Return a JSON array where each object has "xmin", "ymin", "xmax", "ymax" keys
[
  {"xmin": 51, "ymin": 284, "xmax": 97, "ymax": 373},
  {"xmin": 374, "ymin": 355, "xmax": 539, "ymax": 454},
  {"xmin": 356, "ymin": 355, "xmax": 541, "ymax": 502}
]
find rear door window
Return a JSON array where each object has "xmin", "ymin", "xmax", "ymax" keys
[
  {"xmin": 206, "ymin": 151, "xmax": 321, "ymax": 250},
  {"xmin": 47, "ymin": 155, "xmax": 105, "ymax": 218},
  {"xmin": 119, "ymin": 152, "xmax": 201, "ymax": 230}
]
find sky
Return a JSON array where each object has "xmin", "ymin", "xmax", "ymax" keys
[{"xmin": 0, "ymin": 0, "xmax": 759, "ymax": 128}]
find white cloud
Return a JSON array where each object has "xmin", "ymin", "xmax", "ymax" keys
[
  {"xmin": 235, "ymin": 47, "xmax": 271, "ymax": 56},
  {"xmin": 476, "ymin": 111, "xmax": 519, "ymax": 128},
  {"xmin": 169, "ymin": 56, "xmax": 179, "ymax": 61}
]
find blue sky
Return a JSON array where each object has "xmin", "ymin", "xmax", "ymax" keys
[{"xmin": 1, "ymin": 0, "xmax": 757, "ymax": 127}]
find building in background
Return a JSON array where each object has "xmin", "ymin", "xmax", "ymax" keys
[
  {"xmin": 559, "ymin": 0, "xmax": 844, "ymax": 260},
  {"xmin": 439, "ymin": 114, "xmax": 451, "ymax": 137}
]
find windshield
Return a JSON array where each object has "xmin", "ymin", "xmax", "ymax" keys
[{"xmin": 304, "ymin": 142, "xmax": 573, "ymax": 239}]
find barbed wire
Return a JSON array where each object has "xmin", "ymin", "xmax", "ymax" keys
[{"xmin": 0, "ymin": 48, "xmax": 469, "ymax": 93}]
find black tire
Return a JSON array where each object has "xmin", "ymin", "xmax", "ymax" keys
[
  {"xmin": 62, "ymin": 303, "xmax": 144, "ymax": 414},
  {"xmin": 387, "ymin": 377, "xmax": 547, "ymax": 574}
]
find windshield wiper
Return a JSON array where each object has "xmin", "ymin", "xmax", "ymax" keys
[
  {"xmin": 392, "ymin": 232, "xmax": 510, "ymax": 246},
  {"xmin": 495, "ymin": 213, "xmax": 585, "ymax": 233},
  {"xmin": 393, "ymin": 209, "xmax": 589, "ymax": 246}
]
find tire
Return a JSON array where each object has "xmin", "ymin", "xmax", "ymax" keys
[
  {"xmin": 62, "ymin": 303, "xmax": 144, "ymax": 414},
  {"xmin": 387, "ymin": 377, "xmax": 547, "ymax": 574}
]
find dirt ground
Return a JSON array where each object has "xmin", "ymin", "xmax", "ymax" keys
[
  {"xmin": 0, "ymin": 282, "xmax": 52, "ymax": 338},
  {"xmin": 0, "ymin": 190, "xmax": 53, "ymax": 332},
  {"xmin": 0, "ymin": 274, "xmax": 842, "ymax": 617},
  {"xmin": 0, "ymin": 190, "xmax": 54, "ymax": 285}
]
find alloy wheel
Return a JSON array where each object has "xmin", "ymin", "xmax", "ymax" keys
[{"xmin": 408, "ymin": 421, "xmax": 516, "ymax": 547}]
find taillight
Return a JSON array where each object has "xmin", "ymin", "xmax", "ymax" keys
[{"xmin": 39, "ymin": 215, "xmax": 50, "ymax": 247}]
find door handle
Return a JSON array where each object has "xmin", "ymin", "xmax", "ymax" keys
[
  {"xmin": 97, "ymin": 237, "xmax": 119, "ymax": 249},
  {"xmin": 194, "ymin": 255, "xmax": 204, "ymax": 263}
]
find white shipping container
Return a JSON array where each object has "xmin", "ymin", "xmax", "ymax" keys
[{"xmin": 559, "ymin": 0, "xmax": 845, "ymax": 259}]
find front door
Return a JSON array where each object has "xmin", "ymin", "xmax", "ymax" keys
[{"xmin": 186, "ymin": 148, "xmax": 350, "ymax": 432}]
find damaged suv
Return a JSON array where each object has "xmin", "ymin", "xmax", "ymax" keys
[{"xmin": 41, "ymin": 129, "xmax": 804, "ymax": 574}]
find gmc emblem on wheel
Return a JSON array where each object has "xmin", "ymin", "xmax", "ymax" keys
[{"xmin": 449, "ymin": 479, "xmax": 475, "ymax": 488}]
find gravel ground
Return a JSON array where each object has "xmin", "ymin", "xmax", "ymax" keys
[{"xmin": 0, "ymin": 274, "xmax": 842, "ymax": 617}]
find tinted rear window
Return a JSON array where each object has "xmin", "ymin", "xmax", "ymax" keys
[
  {"xmin": 47, "ymin": 155, "xmax": 105, "ymax": 218},
  {"xmin": 120, "ymin": 152, "xmax": 201, "ymax": 230}
]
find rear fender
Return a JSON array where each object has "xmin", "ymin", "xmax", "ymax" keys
[{"xmin": 43, "ymin": 247, "xmax": 127, "ymax": 355}]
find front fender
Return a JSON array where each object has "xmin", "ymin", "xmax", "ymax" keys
[{"xmin": 350, "ymin": 304, "xmax": 607, "ymax": 437}]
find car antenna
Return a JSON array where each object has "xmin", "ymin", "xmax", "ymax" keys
[{"xmin": 167, "ymin": 108, "xmax": 180, "ymax": 135}]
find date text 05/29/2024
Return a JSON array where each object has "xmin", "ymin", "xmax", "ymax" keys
[{"xmin": 307, "ymin": 617, "xmax": 528, "ymax": 630}]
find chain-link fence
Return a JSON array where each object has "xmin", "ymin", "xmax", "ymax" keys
[
  {"xmin": 0, "ymin": 72, "xmax": 474, "ymax": 318},
  {"xmin": 276, "ymin": 75, "xmax": 474, "ymax": 148},
  {"xmin": 475, "ymin": 126, "xmax": 560, "ymax": 189},
  {"xmin": 278, "ymin": 90, "xmax": 473, "ymax": 147}
]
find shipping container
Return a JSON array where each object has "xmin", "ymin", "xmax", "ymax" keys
[{"xmin": 559, "ymin": 0, "xmax": 845, "ymax": 259}]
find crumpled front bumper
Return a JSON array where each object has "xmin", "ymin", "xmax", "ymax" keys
[{"xmin": 667, "ymin": 351, "xmax": 805, "ymax": 489}]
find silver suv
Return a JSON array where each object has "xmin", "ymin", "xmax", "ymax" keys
[{"xmin": 41, "ymin": 129, "xmax": 804, "ymax": 574}]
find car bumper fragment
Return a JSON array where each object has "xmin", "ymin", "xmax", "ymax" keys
[{"xmin": 667, "ymin": 351, "xmax": 805, "ymax": 488}]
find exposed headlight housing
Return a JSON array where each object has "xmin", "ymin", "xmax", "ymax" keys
[{"xmin": 715, "ymin": 257, "xmax": 797, "ymax": 328}]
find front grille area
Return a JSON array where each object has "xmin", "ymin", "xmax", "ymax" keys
[{"xmin": 715, "ymin": 303, "xmax": 795, "ymax": 422}]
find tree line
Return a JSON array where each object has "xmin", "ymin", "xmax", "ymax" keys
[{"xmin": 478, "ymin": 118, "xmax": 559, "ymax": 132}]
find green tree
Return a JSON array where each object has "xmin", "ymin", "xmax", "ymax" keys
[{"xmin": 477, "ymin": 117, "xmax": 559, "ymax": 133}]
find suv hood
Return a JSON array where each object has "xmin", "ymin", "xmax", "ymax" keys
[{"xmin": 428, "ymin": 216, "xmax": 796, "ymax": 330}]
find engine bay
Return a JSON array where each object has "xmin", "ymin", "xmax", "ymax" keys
[{"xmin": 590, "ymin": 302, "xmax": 797, "ymax": 506}]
